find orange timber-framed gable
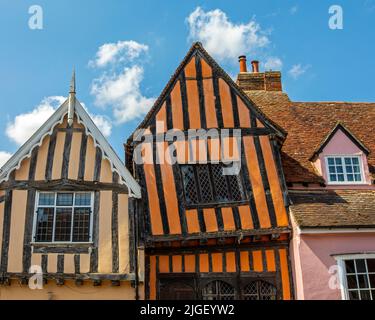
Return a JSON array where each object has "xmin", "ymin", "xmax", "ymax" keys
[{"xmin": 127, "ymin": 42, "xmax": 294, "ymax": 300}]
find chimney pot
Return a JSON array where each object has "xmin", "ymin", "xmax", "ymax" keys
[
  {"xmin": 238, "ymin": 55, "xmax": 247, "ymax": 73},
  {"xmin": 251, "ymin": 60, "xmax": 260, "ymax": 73}
]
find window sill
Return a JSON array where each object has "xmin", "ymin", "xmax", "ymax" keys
[
  {"xmin": 185, "ymin": 200, "xmax": 249, "ymax": 210},
  {"xmin": 326, "ymin": 182, "xmax": 368, "ymax": 186},
  {"xmin": 31, "ymin": 242, "xmax": 93, "ymax": 254}
]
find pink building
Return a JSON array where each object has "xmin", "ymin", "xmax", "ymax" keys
[{"xmin": 236, "ymin": 58, "xmax": 375, "ymax": 300}]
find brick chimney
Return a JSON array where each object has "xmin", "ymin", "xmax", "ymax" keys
[{"xmin": 236, "ymin": 56, "xmax": 282, "ymax": 92}]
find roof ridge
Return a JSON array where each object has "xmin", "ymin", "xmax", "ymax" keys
[{"xmin": 292, "ymin": 101, "xmax": 375, "ymax": 105}]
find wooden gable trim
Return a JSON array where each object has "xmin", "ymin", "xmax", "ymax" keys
[
  {"xmin": 0, "ymin": 179, "xmax": 129, "ymax": 193},
  {"xmin": 0, "ymin": 98, "xmax": 141, "ymax": 198}
]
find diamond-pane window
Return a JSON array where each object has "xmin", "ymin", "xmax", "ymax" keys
[
  {"xmin": 243, "ymin": 281, "xmax": 277, "ymax": 300},
  {"xmin": 202, "ymin": 280, "xmax": 235, "ymax": 300},
  {"xmin": 196, "ymin": 165, "xmax": 213, "ymax": 203},
  {"xmin": 211, "ymin": 164, "xmax": 230, "ymax": 202},
  {"xmin": 180, "ymin": 163, "xmax": 246, "ymax": 206},
  {"xmin": 180, "ymin": 165, "xmax": 199, "ymax": 205}
]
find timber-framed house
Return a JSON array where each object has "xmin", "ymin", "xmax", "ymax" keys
[
  {"xmin": 126, "ymin": 43, "xmax": 294, "ymax": 300},
  {"xmin": 0, "ymin": 74, "xmax": 141, "ymax": 299}
]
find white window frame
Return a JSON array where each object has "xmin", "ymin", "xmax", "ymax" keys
[
  {"xmin": 31, "ymin": 191, "xmax": 94, "ymax": 244},
  {"xmin": 325, "ymin": 155, "xmax": 365, "ymax": 185},
  {"xmin": 335, "ymin": 253, "xmax": 375, "ymax": 300}
]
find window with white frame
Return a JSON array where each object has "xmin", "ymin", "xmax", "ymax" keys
[
  {"xmin": 325, "ymin": 156, "xmax": 363, "ymax": 183},
  {"xmin": 339, "ymin": 257, "xmax": 375, "ymax": 300},
  {"xmin": 33, "ymin": 192, "xmax": 93, "ymax": 243}
]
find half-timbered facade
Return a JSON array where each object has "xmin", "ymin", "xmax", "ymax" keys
[
  {"xmin": 0, "ymin": 74, "xmax": 141, "ymax": 299},
  {"xmin": 126, "ymin": 43, "xmax": 293, "ymax": 300},
  {"xmin": 237, "ymin": 55, "xmax": 375, "ymax": 300}
]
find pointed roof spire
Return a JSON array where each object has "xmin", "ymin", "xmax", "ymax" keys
[
  {"xmin": 68, "ymin": 68, "xmax": 76, "ymax": 126},
  {"xmin": 69, "ymin": 68, "xmax": 76, "ymax": 94}
]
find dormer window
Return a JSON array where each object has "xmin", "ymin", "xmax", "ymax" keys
[
  {"xmin": 310, "ymin": 123, "xmax": 370, "ymax": 185},
  {"xmin": 326, "ymin": 156, "xmax": 363, "ymax": 184}
]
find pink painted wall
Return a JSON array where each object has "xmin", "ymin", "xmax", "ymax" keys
[
  {"xmin": 313, "ymin": 128, "xmax": 372, "ymax": 187},
  {"xmin": 292, "ymin": 231, "xmax": 375, "ymax": 300}
]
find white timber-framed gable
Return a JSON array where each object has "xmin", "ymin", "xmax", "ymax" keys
[{"xmin": 0, "ymin": 96, "xmax": 141, "ymax": 198}]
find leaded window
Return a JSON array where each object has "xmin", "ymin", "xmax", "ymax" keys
[
  {"xmin": 180, "ymin": 163, "xmax": 246, "ymax": 206},
  {"xmin": 243, "ymin": 281, "xmax": 277, "ymax": 300},
  {"xmin": 202, "ymin": 280, "xmax": 235, "ymax": 300},
  {"xmin": 34, "ymin": 192, "xmax": 93, "ymax": 243}
]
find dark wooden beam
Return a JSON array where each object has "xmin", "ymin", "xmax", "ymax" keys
[
  {"xmin": 146, "ymin": 240, "xmax": 290, "ymax": 255},
  {"xmin": 0, "ymin": 190, "xmax": 13, "ymax": 273},
  {"xmin": 45, "ymin": 129, "xmax": 57, "ymax": 181},
  {"xmin": 0, "ymin": 179, "xmax": 129, "ymax": 193},
  {"xmin": 78, "ymin": 133, "xmax": 88, "ymax": 180},
  {"xmin": 90, "ymin": 191, "xmax": 100, "ymax": 273},
  {"xmin": 130, "ymin": 128, "xmax": 271, "ymax": 147}
]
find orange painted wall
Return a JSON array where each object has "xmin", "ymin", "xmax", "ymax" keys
[
  {"xmin": 139, "ymin": 54, "xmax": 288, "ymax": 237},
  {"xmin": 147, "ymin": 246, "xmax": 292, "ymax": 300}
]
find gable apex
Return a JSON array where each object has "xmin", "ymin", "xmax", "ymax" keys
[
  {"xmin": 128, "ymin": 42, "xmax": 286, "ymax": 143},
  {"xmin": 0, "ymin": 97, "xmax": 141, "ymax": 198},
  {"xmin": 310, "ymin": 122, "xmax": 370, "ymax": 161}
]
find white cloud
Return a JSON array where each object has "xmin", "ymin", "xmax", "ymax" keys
[
  {"xmin": 6, "ymin": 96, "xmax": 65, "ymax": 145},
  {"xmin": 89, "ymin": 113, "xmax": 112, "ymax": 137},
  {"xmin": 91, "ymin": 65, "xmax": 155, "ymax": 124},
  {"xmin": 290, "ymin": 6, "xmax": 298, "ymax": 15},
  {"xmin": 89, "ymin": 40, "xmax": 149, "ymax": 68},
  {"xmin": 264, "ymin": 57, "xmax": 283, "ymax": 70},
  {"xmin": 6, "ymin": 96, "xmax": 112, "ymax": 146},
  {"xmin": 74, "ymin": 102, "xmax": 113, "ymax": 137},
  {"xmin": 89, "ymin": 40, "xmax": 154, "ymax": 124},
  {"xmin": 288, "ymin": 64, "xmax": 311, "ymax": 79},
  {"xmin": 186, "ymin": 7, "xmax": 269, "ymax": 61},
  {"xmin": 0, "ymin": 151, "xmax": 12, "ymax": 168}
]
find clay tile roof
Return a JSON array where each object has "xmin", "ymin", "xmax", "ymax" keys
[
  {"xmin": 244, "ymin": 90, "xmax": 375, "ymax": 184},
  {"xmin": 289, "ymin": 190, "xmax": 375, "ymax": 228}
]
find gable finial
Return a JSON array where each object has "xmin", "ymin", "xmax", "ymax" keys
[
  {"xmin": 68, "ymin": 68, "xmax": 76, "ymax": 126},
  {"xmin": 70, "ymin": 68, "xmax": 76, "ymax": 93}
]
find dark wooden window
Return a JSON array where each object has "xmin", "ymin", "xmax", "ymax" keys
[
  {"xmin": 242, "ymin": 280, "xmax": 277, "ymax": 300},
  {"xmin": 180, "ymin": 163, "xmax": 246, "ymax": 207},
  {"xmin": 158, "ymin": 274, "xmax": 278, "ymax": 300},
  {"xmin": 159, "ymin": 281, "xmax": 197, "ymax": 300},
  {"xmin": 202, "ymin": 280, "xmax": 235, "ymax": 300}
]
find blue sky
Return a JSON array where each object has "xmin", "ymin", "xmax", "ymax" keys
[{"xmin": 0, "ymin": 0, "xmax": 374, "ymax": 164}]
